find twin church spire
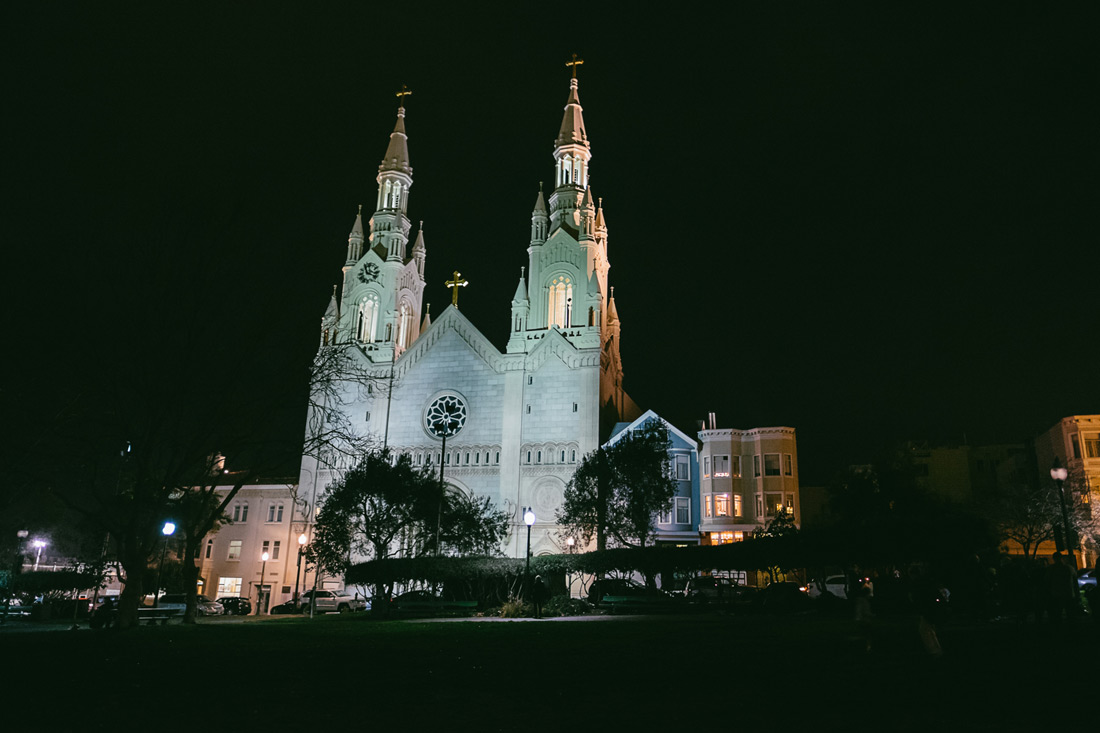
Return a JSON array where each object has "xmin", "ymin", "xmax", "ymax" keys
[{"xmin": 332, "ymin": 63, "xmax": 617, "ymax": 370}]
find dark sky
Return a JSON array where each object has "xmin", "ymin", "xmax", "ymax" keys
[{"xmin": 5, "ymin": 3, "xmax": 1098, "ymax": 484}]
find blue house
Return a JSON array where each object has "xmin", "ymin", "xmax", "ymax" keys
[{"xmin": 606, "ymin": 409, "xmax": 701, "ymax": 547}]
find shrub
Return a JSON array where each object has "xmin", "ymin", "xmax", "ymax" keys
[
  {"xmin": 498, "ymin": 597, "xmax": 530, "ymax": 618},
  {"xmin": 542, "ymin": 595, "xmax": 591, "ymax": 617}
]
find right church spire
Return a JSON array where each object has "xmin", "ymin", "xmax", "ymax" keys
[{"xmin": 549, "ymin": 56, "xmax": 592, "ymax": 233}]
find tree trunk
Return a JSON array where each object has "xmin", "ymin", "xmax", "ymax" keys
[
  {"xmin": 596, "ymin": 449, "xmax": 608, "ymax": 554},
  {"xmin": 115, "ymin": 549, "xmax": 148, "ymax": 630},
  {"xmin": 180, "ymin": 539, "xmax": 202, "ymax": 624}
]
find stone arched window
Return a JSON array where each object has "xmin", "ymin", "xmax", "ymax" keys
[
  {"xmin": 357, "ymin": 293, "xmax": 380, "ymax": 342},
  {"xmin": 383, "ymin": 180, "xmax": 393, "ymax": 208},
  {"xmin": 397, "ymin": 300, "xmax": 412, "ymax": 348},
  {"xmin": 547, "ymin": 276, "xmax": 572, "ymax": 328}
]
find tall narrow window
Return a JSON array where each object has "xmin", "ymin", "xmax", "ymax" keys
[
  {"xmin": 714, "ymin": 455, "xmax": 730, "ymax": 477},
  {"xmin": 272, "ymin": 540, "xmax": 281, "ymax": 560},
  {"xmin": 205, "ymin": 539, "xmax": 213, "ymax": 559},
  {"xmin": 548, "ymin": 276, "xmax": 573, "ymax": 328},
  {"xmin": 267, "ymin": 504, "xmax": 276, "ymax": 522},
  {"xmin": 764, "ymin": 454, "xmax": 781, "ymax": 476},
  {"xmin": 358, "ymin": 294, "xmax": 379, "ymax": 342},
  {"xmin": 397, "ymin": 302, "xmax": 411, "ymax": 348},
  {"xmin": 784, "ymin": 454, "xmax": 793, "ymax": 476},
  {"xmin": 675, "ymin": 497, "xmax": 690, "ymax": 524},
  {"xmin": 753, "ymin": 455, "xmax": 761, "ymax": 478}
]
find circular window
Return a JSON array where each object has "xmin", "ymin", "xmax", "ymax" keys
[{"xmin": 424, "ymin": 394, "xmax": 468, "ymax": 438}]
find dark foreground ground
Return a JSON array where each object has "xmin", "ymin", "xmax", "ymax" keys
[{"xmin": 2, "ymin": 610, "xmax": 1096, "ymax": 731}]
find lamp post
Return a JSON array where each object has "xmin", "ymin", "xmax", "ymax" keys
[
  {"xmin": 31, "ymin": 539, "xmax": 47, "ymax": 572},
  {"xmin": 430, "ymin": 407, "xmax": 460, "ymax": 556},
  {"xmin": 294, "ymin": 533, "xmax": 307, "ymax": 607},
  {"xmin": 152, "ymin": 522, "xmax": 175, "ymax": 608},
  {"xmin": 1050, "ymin": 461, "xmax": 1077, "ymax": 569},
  {"xmin": 523, "ymin": 507, "xmax": 536, "ymax": 597},
  {"xmin": 565, "ymin": 537, "xmax": 575, "ymax": 596},
  {"xmin": 258, "ymin": 551, "xmax": 269, "ymax": 614}
]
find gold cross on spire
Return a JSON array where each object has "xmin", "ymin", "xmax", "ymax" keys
[
  {"xmin": 566, "ymin": 53, "xmax": 584, "ymax": 79},
  {"xmin": 446, "ymin": 271, "xmax": 468, "ymax": 307},
  {"xmin": 396, "ymin": 84, "xmax": 412, "ymax": 107}
]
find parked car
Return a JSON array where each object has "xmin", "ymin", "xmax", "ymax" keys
[
  {"xmin": 806, "ymin": 574, "xmax": 848, "ymax": 600},
  {"xmin": 157, "ymin": 594, "xmax": 224, "ymax": 616},
  {"xmin": 299, "ymin": 589, "xmax": 368, "ymax": 613},
  {"xmin": 589, "ymin": 578, "xmax": 678, "ymax": 611},
  {"xmin": 756, "ymin": 581, "xmax": 814, "ymax": 614},
  {"xmin": 269, "ymin": 601, "xmax": 302, "ymax": 614},
  {"xmin": 684, "ymin": 575, "xmax": 746, "ymax": 603},
  {"xmin": 1078, "ymin": 569, "xmax": 1097, "ymax": 589},
  {"xmin": 217, "ymin": 597, "xmax": 252, "ymax": 616},
  {"xmin": 587, "ymin": 578, "xmax": 653, "ymax": 607}
]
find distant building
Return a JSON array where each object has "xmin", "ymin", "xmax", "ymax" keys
[
  {"xmin": 196, "ymin": 476, "xmax": 312, "ymax": 612},
  {"xmin": 606, "ymin": 410, "xmax": 700, "ymax": 547},
  {"xmin": 1034, "ymin": 415, "xmax": 1099, "ymax": 566},
  {"xmin": 903, "ymin": 441, "xmax": 1030, "ymax": 504},
  {"xmin": 697, "ymin": 415, "xmax": 801, "ymax": 545}
]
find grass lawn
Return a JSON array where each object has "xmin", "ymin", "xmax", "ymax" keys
[{"xmin": 2, "ymin": 611, "xmax": 1096, "ymax": 731}]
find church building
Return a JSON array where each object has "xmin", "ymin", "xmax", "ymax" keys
[{"xmin": 296, "ymin": 69, "xmax": 641, "ymax": 558}]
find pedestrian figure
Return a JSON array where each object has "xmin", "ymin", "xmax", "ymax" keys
[
  {"xmin": 910, "ymin": 565, "xmax": 945, "ymax": 657},
  {"xmin": 532, "ymin": 574, "xmax": 549, "ymax": 619}
]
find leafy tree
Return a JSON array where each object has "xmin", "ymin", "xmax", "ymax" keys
[
  {"xmin": 310, "ymin": 449, "xmax": 508, "ymax": 605},
  {"xmin": 558, "ymin": 420, "xmax": 677, "ymax": 550},
  {"xmin": 754, "ymin": 511, "xmax": 800, "ymax": 583}
]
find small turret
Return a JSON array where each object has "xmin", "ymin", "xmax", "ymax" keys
[
  {"xmin": 346, "ymin": 204, "xmax": 365, "ymax": 263},
  {"xmin": 411, "ymin": 221, "xmax": 427, "ymax": 280},
  {"xmin": 531, "ymin": 184, "xmax": 549, "ymax": 244}
]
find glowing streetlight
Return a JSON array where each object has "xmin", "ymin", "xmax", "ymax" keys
[
  {"xmin": 152, "ymin": 522, "xmax": 175, "ymax": 608},
  {"xmin": 1050, "ymin": 460, "xmax": 1076, "ymax": 568},
  {"xmin": 258, "ymin": 551, "xmax": 270, "ymax": 614},
  {"xmin": 294, "ymin": 533, "xmax": 308, "ymax": 608},
  {"xmin": 31, "ymin": 539, "xmax": 47, "ymax": 572},
  {"xmin": 523, "ymin": 507, "xmax": 536, "ymax": 597}
]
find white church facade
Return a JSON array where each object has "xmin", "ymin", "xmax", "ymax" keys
[{"xmin": 296, "ymin": 72, "xmax": 641, "ymax": 559}]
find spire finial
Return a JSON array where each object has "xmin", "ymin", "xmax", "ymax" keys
[
  {"xmin": 419, "ymin": 220, "xmax": 424, "ymax": 229},
  {"xmin": 539, "ymin": 181, "xmax": 543, "ymax": 192},
  {"xmin": 566, "ymin": 53, "xmax": 584, "ymax": 79},
  {"xmin": 521, "ymin": 266, "xmax": 526, "ymax": 278},
  {"xmin": 358, "ymin": 204, "xmax": 362, "ymax": 215},
  {"xmin": 396, "ymin": 84, "xmax": 412, "ymax": 110}
]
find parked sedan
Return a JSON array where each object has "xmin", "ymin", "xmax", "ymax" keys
[
  {"xmin": 217, "ymin": 597, "xmax": 252, "ymax": 616},
  {"xmin": 806, "ymin": 575, "xmax": 848, "ymax": 600},
  {"xmin": 158, "ymin": 594, "xmax": 224, "ymax": 615},
  {"xmin": 1078, "ymin": 569, "xmax": 1097, "ymax": 589},
  {"xmin": 269, "ymin": 601, "xmax": 302, "ymax": 615}
]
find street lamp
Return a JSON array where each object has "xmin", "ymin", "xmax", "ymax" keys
[
  {"xmin": 258, "ymin": 551, "xmax": 269, "ymax": 614},
  {"xmin": 152, "ymin": 522, "xmax": 175, "ymax": 608},
  {"xmin": 523, "ymin": 507, "xmax": 536, "ymax": 597},
  {"xmin": 430, "ymin": 407, "xmax": 461, "ymax": 556},
  {"xmin": 31, "ymin": 539, "xmax": 47, "ymax": 572},
  {"xmin": 1050, "ymin": 460, "xmax": 1077, "ymax": 569},
  {"xmin": 294, "ymin": 533, "xmax": 307, "ymax": 607}
]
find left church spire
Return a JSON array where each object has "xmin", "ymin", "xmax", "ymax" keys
[{"xmin": 332, "ymin": 88, "xmax": 427, "ymax": 362}]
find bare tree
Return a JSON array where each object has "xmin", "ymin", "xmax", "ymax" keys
[{"xmin": 994, "ymin": 482, "xmax": 1060, "ymax": 559}]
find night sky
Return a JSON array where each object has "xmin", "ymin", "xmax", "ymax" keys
[{"xmin": 6, "ymin": 4, "xmax": 1097, "ymax": 484}]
